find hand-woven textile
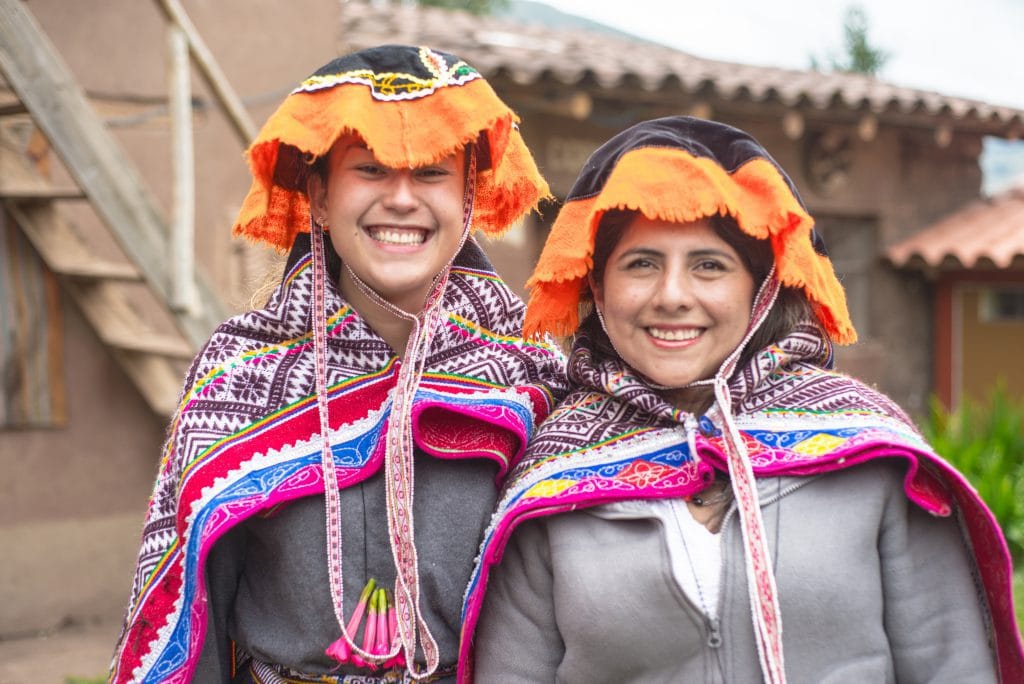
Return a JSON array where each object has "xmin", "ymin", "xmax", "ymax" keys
[
  {"xmin": 109, "ymin": 239, "xmax": 566, "ymax": 683},
  {"xmin": 459, "ymin": 325, "xmax": 1024, "ymax": 683}
]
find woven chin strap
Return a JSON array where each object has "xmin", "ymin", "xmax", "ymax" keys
[
  {"xmin": 637, "ymin": 268, "xmax": 788, "ymax": 684},
  {"xmin": 312, "ymin": 147, "xmax": 478, "ymax": 678},
  {"xmin": 710, "ymin": 271, "xmax": 787, "ymax": 684}
]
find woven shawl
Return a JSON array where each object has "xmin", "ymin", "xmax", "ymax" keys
[
  {"xmin": 110, "ymin": 238, "xmax": 566, "ymax": 683},
  {"xmin": 459, "ymin": 325, "xmax": 1024, "ymax": 683}
]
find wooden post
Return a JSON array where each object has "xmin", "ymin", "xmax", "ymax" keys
[
  {"xmin": 154, "ymin": 0, "xmax": 257, "ymax": 146},
  {"xmin": 167, "ymin": 24, "xmax": 196, "ymax": 313},
  {"xmin": 934, "ymin": 278, "xmax": 954, "ymax": 409},
  {"xmin": 0, "ymin": 0, "xmax": 227, "ymax": 347}
]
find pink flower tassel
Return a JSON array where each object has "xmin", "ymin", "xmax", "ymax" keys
[
  {"xmin": 325, "ymin": 578, "xmax": 377, "ymax": 665},
  {"xmin": 387, "ymin": 590, "xmax": 398, "ymax": 645},
  {"xmin": 373, "ymin": 589, "xmax": 390, "ymax": 658},
  {"xmin": 384, "ymin": 589, "xmax": 406, "ymax": 669},
  {"xmin": 325, "ymin": 636, "xmax": 351, "ymax": 664},
  {"xmin": 358, "ymin": 588, "xmax": 379, "ymax": 671},
  {"xmin": 349, "ymin": 578, "xmax": 377, "ymax": 635}
]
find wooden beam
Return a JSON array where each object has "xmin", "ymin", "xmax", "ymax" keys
[
  {"xmin": 687, "ymin": 101, "xmax": 713, "ymax": 120},
  {"xmin": 153, "ymin": 0, "xmax": 257, "ymax": 146},
  {"xmin": 782, "ymin": 111, "xmax": 804, "ymax": 140},
  {"xmin": 857, "ymin": 113, "xmax": 878, "ymax": 142},
  {"xmin": 0, "ymin": 135, "xmax": 83, "ymax": 199},
  {"xmin": 0, "ymin": 0, "xmax": 227, "ymax": 348},
  {"xmin": 167, "ymin": 24, "xmax": 197, "ymax": 313},
  {"xmin": 73, "ymin": 279, "xmax": 193, "ymax": 359},
  {"xmin": 0, "ymin": 102, "xmax": 28, "ymax": 116},
  {"xmin": 120, "ymin": 353, "xmax": 185, "ymax": 417},
  {"xmin": 504, "ymin": 90, "xmax": 593, "ymax": 121},
  {"xmin": 5, "ymin": 201, "xmax": 140, "ymax": 281}
]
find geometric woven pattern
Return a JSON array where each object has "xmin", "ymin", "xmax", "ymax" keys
[
  {"xmin": 110, "ymin": 240, "xmax": 567, "ymax": 684},
  {"xmin": 459, "ymin": 322, "xmax": 1024, "ymax": 682}
]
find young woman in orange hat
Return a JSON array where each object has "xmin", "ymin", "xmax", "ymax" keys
[
  {"xmin": 465, "ymin": 116, "xmax": 1023, "ymax": 683},
  {"xmin": 109, "ymin": 45, "xmax": 566, "ymax": 683}
]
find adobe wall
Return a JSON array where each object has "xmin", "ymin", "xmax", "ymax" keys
[
  {"xmin": 0, "ymin": 296, "xmax": 165, "ymax": 637},
  {"xmin": 2, "ymin": 0, "xmax": 345, "ymax": 639}
]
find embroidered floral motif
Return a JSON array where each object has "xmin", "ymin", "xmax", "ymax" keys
[
  {"xmin": 790, "ymin": 432, "xmax": 848, "ymax": 455},
  {"xmin": 615, "ymin": 459, "xmax": 676, "ymax": 487},
  {"xmin": 523, "ymin": 478, "xmax": 577, "ymax": 499}
]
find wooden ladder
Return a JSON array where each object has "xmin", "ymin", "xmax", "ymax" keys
[{"xmin": 0, "ymin": 0, "xmax": 229, "ymax": 418}]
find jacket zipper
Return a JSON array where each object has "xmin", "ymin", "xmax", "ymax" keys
[
  {"xmin": 707, "ymin": 477, "xmax": 818, "ymax": 653},
  {"xmin": 656, "ymin": 499, "xmax": 726, "ymax": 650},
  {"xmin": 707, "ymin": 616, "xmax": 723, "ymax": 648}
]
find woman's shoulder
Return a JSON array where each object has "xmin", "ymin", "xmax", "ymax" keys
[
  {"xmin": 183, "ymin": 305, "xmax": 307, "ymax": 383},
  {"xmin": 738, "ymin": 362, "xmax": 915, "ymax": 426},
  {"xmin": 445, "ymin": 263, "xmax": 526, "ymax": 337}
]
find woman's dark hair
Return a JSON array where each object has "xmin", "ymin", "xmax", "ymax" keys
[
  {"xmin": 580, "ymin": 209, "xmax": 818, "ymax": 371},
  {"xmin": 304, "ymin": 153, "xmax": 343, "ymax": 276}
]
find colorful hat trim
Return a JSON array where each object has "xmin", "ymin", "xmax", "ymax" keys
[
  {"xmin": 233, "ymin": 46, "xmax": 548, "ymax": 250},
  {"xmin": 525, "ymin": 141, "xmax": 856, "ymax": 345}
]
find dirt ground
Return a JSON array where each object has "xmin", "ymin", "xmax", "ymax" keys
[{"xmin": 0, "ymin": 618, "xmax": 118, "ymax": 684}]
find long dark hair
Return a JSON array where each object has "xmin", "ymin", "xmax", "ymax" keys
[{"xmin": 580, "ymin": 209, "xmax": 817, "ymax": 372}]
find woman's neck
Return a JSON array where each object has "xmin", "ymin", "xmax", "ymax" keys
[
  {"xmin": 665, "ymin": 385, "xmax": 715, "ymax": 415},
  {"xmin": 338, "ymin": 272, "xmax": 418, "ymax": 357},
  {"xmin": 362, "ymin": 309, "xmax": 414, "ymax": 357}
]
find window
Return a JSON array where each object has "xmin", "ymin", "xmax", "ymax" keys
[{"xmin": 980, "ymin": 288, "xmax": 1024, "ymax": 322}]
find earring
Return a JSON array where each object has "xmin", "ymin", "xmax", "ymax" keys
[{"xmin": 595, "ymin": 306, "xmax": 610, "ymax": 335}]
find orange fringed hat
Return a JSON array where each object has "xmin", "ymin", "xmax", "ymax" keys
[
  {"xmin": 233, "ymin": 45, "xmax": 549, "ymax": 250},
  {"xmin": 525, "ymin": 116, "xmax": 857, "ymax": 345}
]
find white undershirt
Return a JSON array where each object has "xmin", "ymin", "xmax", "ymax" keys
[
  {"xmin": 657, "ymin": 498, "xmax": 723, "ymax": 620},
  {"xmin": 599, "ymin": 499, "xmax": 723, "ymax": 619}
]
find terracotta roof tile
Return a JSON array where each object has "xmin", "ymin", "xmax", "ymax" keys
[
  {"xmin": 886, "ymin": 184, "xmax": 1024, "ymax": 269},
  {"xmin": 339, "ymin": 0, "xmax": 1024, "ymax": 135}
]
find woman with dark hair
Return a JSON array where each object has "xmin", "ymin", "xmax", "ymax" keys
[
  {"xmin": 109, "ymin": 45, "xmax": 566, "ymax": 683},
  {"xmin": 465, "ymin": 116, "xmax": 1023, "ymax": 683}
]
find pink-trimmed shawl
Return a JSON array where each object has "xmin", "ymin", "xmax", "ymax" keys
[
  {"xmin": 109, "ymin": 242, "xmax": 566, "ymax": 683},
  {"xmin": 459, "ymin": 324, "xmax": 1024, "ymax": 683}
]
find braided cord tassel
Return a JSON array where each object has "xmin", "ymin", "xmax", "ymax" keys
[
  {"xmin": 713, "ymin": 271, "xmax": 786, "ymax": 684},
  {"xmin": 321, "ymin": 147, "xmax": 478, "ymax": 678},
  {"xmin": 385, "ymin": 301, "xmax": 442, "ymax": 676},
  {"xmin": 387, "ymin": 146, "xmax": 478, "ymax": 679},
  {"xmin": 715, "ymin": 377, "xmax": 786, "ymax": 683},
  {"xmin": 313, "ymin": 218, "xmax": 403, "ymax": 666}
]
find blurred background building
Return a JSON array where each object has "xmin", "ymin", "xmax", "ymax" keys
[{"xmin": 1, "ymin": 0, "xmax": 1021, "ymax": 659}]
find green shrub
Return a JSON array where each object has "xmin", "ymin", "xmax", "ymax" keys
[{"xmin": 921, "ymin": 384, "xmax": 1024, "ymax": 564}]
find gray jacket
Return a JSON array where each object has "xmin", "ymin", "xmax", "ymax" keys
[{"xmin": 474, "ymin": 460, "xmax": 997, "ymax": 683}]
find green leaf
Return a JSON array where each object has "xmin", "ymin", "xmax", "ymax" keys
[{"xmin": 921, "ymin": 384, "xmax": 1024, "ymax": 563}]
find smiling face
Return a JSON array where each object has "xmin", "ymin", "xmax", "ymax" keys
[
  {"xmin": 591, "ymin": 215, "xmax": 756, "ymax": 397},
  {"xmin": 307, "ymin": 135, "xmax": 466, "ymax": 315}
]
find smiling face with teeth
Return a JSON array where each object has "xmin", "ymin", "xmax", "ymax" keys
[
  {"xmin": 591, "ymin": 215, "xmax": 756, "ymax": 401},
  {"xmin": 308, "ymin": 134, "xmax": 467, "ymax": 321}
]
